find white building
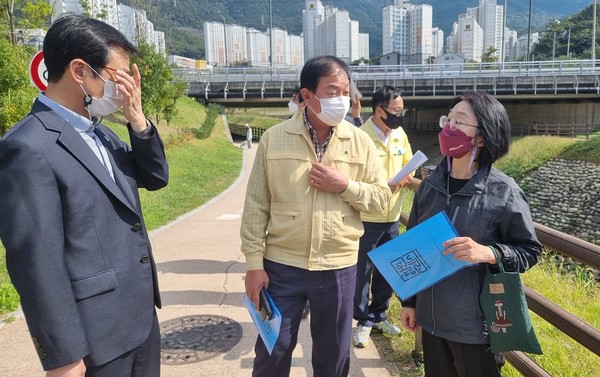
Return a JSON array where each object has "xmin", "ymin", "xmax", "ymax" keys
[
  {"xmin": 303, "ymin": 0, "xmax": 325, "ymax": 60},
  {"xmin": 289, "ymin": 35, "xmax": 305, "ymax": 67},
  {"xmin": 382, "ymin": 0, "xmax": 410, "ymax": 56},
  {"xmin": 204, "ymin": 22, "xmax": 227, "ymax": 66},
  {"xmin": 204, "ymin": 21, "xmax": 303, "ymax": 68},
  {"xmin": 477, "ymin": 0, "xmax": 504, "ymax": 59},
  {"xmin": 50, "ymin": 0, "xmax": 119, "ymax": 28},
  {"xmin": 454, "ymin": 14, "xmax": 484, "ymax": 62},
  {"xmin": 304, "ymin": 1, "xmax": 368, "ymax": 63},
  {"xmin": 247, "ymin": 28, "xmax": 270, "ymax": 67},
  {"xmin": 382, "ymin": 0, "xmax": 435, "ymax": 64},
  {"xmin": 228, "ymin": 24, "xmax": 249, "ymax": 65},
  {"xmin": 432, "ymin": 28, "xmax": 444, "ymax": 57},
  {"xmin": 50, "ymin": 1, "xmax": 164, "ymax": 54},
  {"xmin": 269, "ymin": 28, "xmax": 289, "ymax": 67}
]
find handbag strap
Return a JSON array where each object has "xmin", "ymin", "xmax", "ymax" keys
[{"xmin": 488, "ymin": 245, "xmax": 506, "ymax": 273}]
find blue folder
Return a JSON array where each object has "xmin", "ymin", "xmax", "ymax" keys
[
  {"xmin": 368, "ymin": 211, "xmax": 475, "ymax": 301},
  {"xmin": 243, "ymin": 290, "xmax": 281, "ymax": 355}
]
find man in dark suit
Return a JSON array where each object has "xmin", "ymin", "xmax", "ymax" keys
[{"xmin": 0, "ymin": 14, "xmax": 168, "ymax": 377}]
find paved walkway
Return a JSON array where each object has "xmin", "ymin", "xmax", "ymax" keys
[{"xmin": 0, "ymin": 140, "xmax": 394, "ymax": 377}]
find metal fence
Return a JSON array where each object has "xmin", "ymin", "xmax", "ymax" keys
[{"xmin": 174, "ymin": 60, "xmax": 600, "ymax": 83}]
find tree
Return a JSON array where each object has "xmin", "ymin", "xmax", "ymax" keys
[
  {"xmin": 0, "ymin": 38, "xmax": 37, "ymax": 136},
  {"xmin": 131, "ymin": 42, "xmax": 185, "ymax": 124},
  {"xmin": 481, "ymin": 46, "xmax": 499, "ymax": 63},
  {"xmin": 79, "ymin": 0, "xmax": 109, "ymax": 21},
  {"xmin": 1, "ymin": 0, "xmax": 51, "ymax": 45}
]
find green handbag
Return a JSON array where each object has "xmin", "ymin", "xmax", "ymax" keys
[{"xmin": 479, "ymin": 248, "xmax": 543, "ymax": 354}]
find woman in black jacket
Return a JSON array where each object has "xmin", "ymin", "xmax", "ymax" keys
[{"xmin": 400, "ymin": 91, "xmax": 542, "ymax": 377}]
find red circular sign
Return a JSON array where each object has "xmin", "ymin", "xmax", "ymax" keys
[{"xmin": 29, "ymin": 50, "xmax": 47, "ymax": 91}]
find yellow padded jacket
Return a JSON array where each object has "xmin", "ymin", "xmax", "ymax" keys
[
  {"xmin": 359, "ymin": 117, "xmax": 413, "ymax": 223},
  {"xmin": 240, "ymin": 111, "xmax": 391, "ymax": 271}
]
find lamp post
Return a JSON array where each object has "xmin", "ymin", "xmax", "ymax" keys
[
  {"xmin": 593, "ymin": 0, "xmax": 597, "ymax": 61},
  {"xmin": 552, "ymin": 31, "xmax": 557, "ymax": 60},
  {"xmin": 217, "ymin": 11, "xmax": 228, "ymax": 67},
  {"xmin": 567, "ymin": 24, "xmax": 573, "ymax": 59},
  {"xmin": 501, "ymin": 0, "xmax": 507, "ymax": 63},
  {"xmin": 527, "ymin": 0, "xmax": 533, "ymax": 61}
]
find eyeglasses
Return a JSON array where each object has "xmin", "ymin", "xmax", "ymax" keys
[
  {"xmin": 439, "ymin": 115, "xmax": 478, "ymax": 131},
  {"xmin": 382, "ymin": 105, "xmax": 407, "ymax": 117},
  {"xmin": 102, "ymin": 66, "xmax": 132, "ymax": 78}
]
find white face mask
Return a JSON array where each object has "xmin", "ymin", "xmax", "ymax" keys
[
  {"xmin": 309, "ymin": 93, "xmax": 350, "ymax": 126},
  {"xmin": 81, "ymin": 64, "xmax": 125, "ymax": 117},
  {"xmin": 288, "ymin": 100, "xmax": 299, "ymax": 114}
]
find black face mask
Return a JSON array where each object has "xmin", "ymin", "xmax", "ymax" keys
[{"xmin": 381, "ymin": 108, "xmax": 404, "ymax": 129}]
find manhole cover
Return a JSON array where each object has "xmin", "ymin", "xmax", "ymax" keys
[{"xmin": 160, "ymin": 315, "xmax": 243, "ymax": 365}]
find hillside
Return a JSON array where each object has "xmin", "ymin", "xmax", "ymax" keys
[{"xmin": 123, "ymin": 0, "xmax": 589, "ymax": 59}]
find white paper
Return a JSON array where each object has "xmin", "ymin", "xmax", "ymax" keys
[
  {"xmin": 391, "ymin": 150, "xmax": 428, "ymax": 184},
  {"xmin": 350, "ymin": 80, "xmax": 362, "ymax": 101}
]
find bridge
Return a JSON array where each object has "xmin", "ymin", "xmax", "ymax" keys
[
  {"xmin": 175, "ymin": 60, "xmax": 600, "ymax": 107},
  {"xmin": 175, "ymin": 60, "xmax": 600, "ymax": 132}
]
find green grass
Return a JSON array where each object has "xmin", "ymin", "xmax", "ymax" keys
[
  {"xmin": 559, "ymin": 134, "xmax": 600, "ymax": 163},
  {"xmin": 225, "ymin": 107, "xmax": 286, "ymax": 130},
  {"xmin": 494, "ymin": 136, "xmax": 576, "ymax": 180},
  {"xmin": 139, "ymin": 121, "xmax": 241, "ymax": 230},
  {"xmin": 502, "ymin": 251, "xmax": 600, "ymax": 377},
  {"xmin": 0, "ymin": 97, "xmax": 242, "ymax": 315}
]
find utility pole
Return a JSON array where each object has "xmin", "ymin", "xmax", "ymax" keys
[
  {"xmin": 567, "ymin": 25, "xmax": 572, "ymax": 59},
  {"xmin": 552, "ymin": 31, "xmax": 557, "ymax": 60},
  {"xmin": 269, "ymin": 0, "xmax": 273, "ymax": 70},
  {"xmin": 501, "ymin": 0, "xmax": 507, "ymax": 63},
  {"xmin": 217, "ymin": 11, "xmax": 228, "ymax": 67},
  {"xmin": 527, "ymin": 0, "xmax": 533, "ymax": 61},
  {"xmin": 593, "ymin": 0, "xmax": 597, "ymax": 61}
]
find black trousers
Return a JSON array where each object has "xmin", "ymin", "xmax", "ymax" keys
[
  {"xmin": 85, "ymin": 312, "xmax": 161, "ymax": 377},
  {"xmin": 252, "ymin": 259, "xmax": 356, "ymax": 377},
  {"xmin": 422, "ymin": 329, "xmax": 501, "ymax": 377}
]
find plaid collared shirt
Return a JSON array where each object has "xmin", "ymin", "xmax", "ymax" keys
[{"xmin": 302, "ymin": 108, "xmax": 334, "ymax": 162}]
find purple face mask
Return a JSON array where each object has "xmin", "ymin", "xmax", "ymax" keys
[{"xmin": 438, "ymin": 126, "xmax": 474, "ymax": 158}]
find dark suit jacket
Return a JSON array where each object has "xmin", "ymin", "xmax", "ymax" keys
[{"xmin": 0, "ymin": 100, "xmax": 169, "ymax": 370}]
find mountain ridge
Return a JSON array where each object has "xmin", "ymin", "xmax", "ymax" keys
[{"xmin": 122, "ymin": 0, "xmax": 590, "ymax": 60}]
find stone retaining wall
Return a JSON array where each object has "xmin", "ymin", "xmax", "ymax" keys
[{"xmin": 520, "ymin": 159, "xmax": 600, "ymax": 246}]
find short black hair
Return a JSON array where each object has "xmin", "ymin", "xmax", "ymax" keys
[
  {"xmin": 300, "ymin": 55, "xmax": 349, "ymax": 94},
  {"xmin": 43, "ymin": 13, "xmax": 136, "ymax": 83},
  {"xmin": 450, "ymin": 91, "xmax": 511, "ymax": 166},
  {"xmin": 292, "ymin": 86, "xmax": 303, "ymax": 102},
  {"xmin": 371, "ymin": 85, "xmax": 402, "ymax": 113}
]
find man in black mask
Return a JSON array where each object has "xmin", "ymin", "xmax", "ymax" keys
[{"xmin": 352, "ymin": 85, "xmax": 414, "ymax": 348}]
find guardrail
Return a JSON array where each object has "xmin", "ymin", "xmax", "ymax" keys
[
  {"xmin": 174, "ymin": 60, "xmax": 600, "ymax": 83},
  {"xmin": 401, "ymin": 179, "xmax": 600, "ymax": 376}
]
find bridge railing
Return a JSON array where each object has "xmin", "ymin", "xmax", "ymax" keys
[
  {"xmin": 174, "ymin": 60, "xmax": 600, "ymax": 83},
  {"xmin": 402, "ymin": 179, "xmax": 600, "ymax": 376}
]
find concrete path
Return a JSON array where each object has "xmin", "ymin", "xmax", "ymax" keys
[{"xmin": 0, "ymin": 139, "xmax": 394, "ymax": 377}]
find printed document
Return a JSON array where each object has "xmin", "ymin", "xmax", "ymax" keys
[{"xmin": 368, "ymin": 211, "xmax": 474, "ymax": 300}]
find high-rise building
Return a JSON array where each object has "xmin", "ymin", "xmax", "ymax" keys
[
  {"xmin": 382, "ymin": 0, "xmax": 434, "ymax": 64},
  {"xmin": 303, "ymin": 0, "xmax": 325, "ymax": 60},
  {"xmin": 289, "ymin": 35, "xmax": 305, "ymax": 67},
  {"xmin": 432, "ymin": 27, "xmax": 444, "ymax": 57},
  {"xmin": 204, "ymin": 22, "xmax": 227, "ymax": 66},
  {"xmin": 455, "ymin": 14, "xmax": 484, "ymax": 62},
  {"xmin": 50, "ymin": 0, "xmax": 164, "ymax": 54},
  {"xmin": 247, "ymin": 28, "xmax": 270, "ymax": 67},
  {"xmin": 304, "ymin": 0, "xmax": 368, "ymax": 63},
  {"xmin": 478, "ymin": 0, "xmax": 504, "ymax": 58},
  {"xmin": 204, "ymin": 21, "xmax": 303, "ymax": 68},
  {"xmin": 51, "ymin": 0, "xmax": 119, "ymax": 29}
]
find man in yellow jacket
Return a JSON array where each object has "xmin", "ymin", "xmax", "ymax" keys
[
  {"xmin": 240, "ymin": 56, "xmax": 391, "ymax": 377},
  {"xmin": 352, "ymin": 85, "xmax": 414, "ymax": 348}
]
